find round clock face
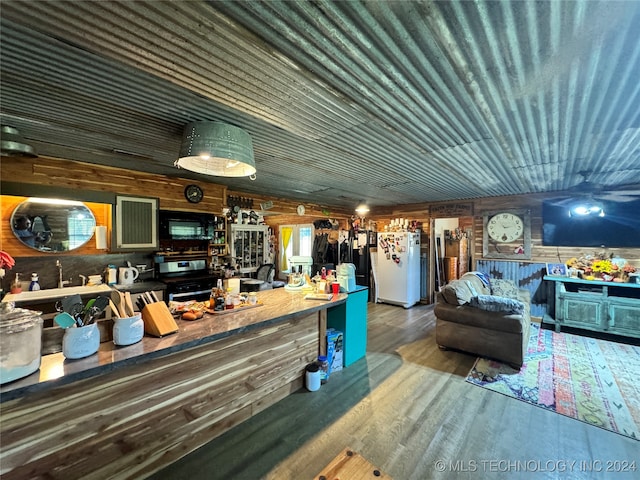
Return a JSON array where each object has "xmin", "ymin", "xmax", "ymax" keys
[
  {"xmin": 184, "ymin": 184, "xmax": 203, "ymax": 203},
  {"xmin": 487, "ymin": 213, "xmax": 524, "ymax": 243},
  {"xmin": 297, "ymin": 204, "xmax": 306, "ymax": 215}
]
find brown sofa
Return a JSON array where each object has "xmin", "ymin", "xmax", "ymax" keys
[{"xmin": 434, "ymin": 272, "xmax": 531, "ymax": 367}]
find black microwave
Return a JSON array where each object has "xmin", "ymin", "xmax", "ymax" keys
[{"xmin": 159, "ymin": 210, "xmax": 221, "ymax": 240}]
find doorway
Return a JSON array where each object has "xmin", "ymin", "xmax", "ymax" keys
[{"xmin": 430, "ymin": 217, "xmax": 472, "ymax": 301}]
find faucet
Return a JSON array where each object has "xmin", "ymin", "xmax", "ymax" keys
[{"xmin": 56, "ymin": 260, "xmax": 71, "ymax": 288}]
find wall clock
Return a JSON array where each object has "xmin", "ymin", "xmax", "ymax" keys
[
  {"xmin": 297, "ymin": 204, "xmax": 306, "ymax": 215},
  {"xmin": 184, "ymin": 184, "xmax": 204, "ymax": 203},
  {"xmin": 482, "ymin": 209, "xmax": 531, "ymax": 260}
]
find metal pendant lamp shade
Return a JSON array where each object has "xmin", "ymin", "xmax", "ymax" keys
[
  {"xmin": 175, "ymin": 121, "xmax": 256, "ymax": 177},
  {"xmin": 1, "ymin": 125, "xmax": 37, "ymax": 157}
]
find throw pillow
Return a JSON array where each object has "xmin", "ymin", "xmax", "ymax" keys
[
  {"xmin": 490, "ymin": 279, "xmax": 519, "ymax": 299},
  {"xmin": 469, "ymin": 294, "xmax": 525, "ymax": 315}
]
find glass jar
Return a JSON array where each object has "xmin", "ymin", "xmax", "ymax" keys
[{"xmin": 0, "ymin": 302, "xmax": 43, "ymax": 384}]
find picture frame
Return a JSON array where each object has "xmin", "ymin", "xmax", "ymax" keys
[{"xmin": 546, "ymin": 263, "xmax": 567, "ymax": 276}]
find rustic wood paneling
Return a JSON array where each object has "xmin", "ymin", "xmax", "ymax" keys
[
  {"xmin": 1, "ymin": 156, "xmax": 227, "ymax": 214},
  {"xmin": 0, "ymin": 313, "xmax": 319, "ymax": 479}
]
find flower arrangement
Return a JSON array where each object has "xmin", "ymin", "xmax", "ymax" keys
[{"xmin": 566, "ymin": 251, "xmax": 637, "ymax": 282}]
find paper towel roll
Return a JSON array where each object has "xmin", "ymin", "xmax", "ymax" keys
[{"xmin": 95, "ymin": 225, "xmax": 108, "ymax": 249}]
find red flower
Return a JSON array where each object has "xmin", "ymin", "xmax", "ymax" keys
[{"xmin": 0, "ymin": 251, "xmax": 16, "ymax": 270}]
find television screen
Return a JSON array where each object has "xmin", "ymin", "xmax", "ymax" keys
[{"xmin": 542, "ymin": 196, "xmax": 640, "ymax": 248}]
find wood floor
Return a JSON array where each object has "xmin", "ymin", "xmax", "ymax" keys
[{"xmin": 149, "ymin": 303, "xmax": 639, "ymax": 480}]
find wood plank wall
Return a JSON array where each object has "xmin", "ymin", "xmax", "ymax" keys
[
  {"xmin": 2, "ymin": 157, "xmax": 638, "ymax": 267},
  {"xmin": 372, "ymin": 195, "xmax": 640, "ymax": 267},
  {"xmin": 0, "ymin": 313, "xmax": 319, "ymax": 479},
  {"xmin": 0, "ymin": 157, "xmax": 352, "ymax": 259}
]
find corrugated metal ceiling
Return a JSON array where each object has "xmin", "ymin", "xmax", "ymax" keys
[{"xmin": 1, "ymin": 0, "xmax": 639, "ymax": 209}]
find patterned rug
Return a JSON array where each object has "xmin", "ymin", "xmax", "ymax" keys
[{"xmin": 466, "ymin": 323, "xmax": 640, "ymax": 440}]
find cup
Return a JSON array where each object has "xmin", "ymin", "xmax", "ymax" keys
[
  {"xmin": 247, "ymin": 293, "xmax": 258, "ymax": 305},
  {"xmin": 113, "ymin": 314, "xmax": 144, "ymax": 346},
  {"xmin": 331, "ymin": 282, "xmax": 340, "ymax": 295},
  {"xmin": 62, "ymin": 323, "xmax": 100, "ymax": 359}
]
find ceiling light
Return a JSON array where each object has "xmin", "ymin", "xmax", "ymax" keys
[
  {"xmin": 355, "ymin": 203, "xmax": 370, "ymax": 216},
  {"xmin": 175, "ymin": 121, "xmax": 256, "ymax": 177},
  {"xmin": 569, "ymin": 202, "xmax": 605, "ymax": 218}
]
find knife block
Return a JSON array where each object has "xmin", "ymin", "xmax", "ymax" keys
[{"xmin": 141, "ymin": 302, "xmax": 178, "ymax": 337}]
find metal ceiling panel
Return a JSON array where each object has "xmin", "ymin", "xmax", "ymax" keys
[{"xmin": 1, "ymin": 0, "xmax": 639, "ymax": 209}]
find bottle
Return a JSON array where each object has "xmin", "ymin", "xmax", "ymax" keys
[
  {"xmin": 10, "ymin": 273, "xmax": 22, "ymax": 294},
  {"xmin": 214, "ymin": 280, "xmax": 225, "ymax": 311},
  {"xmin": 225, "ymin": 287, "xmax": 234, "ymax": 310},
  {"xmin": 317, "ymin": 355, "xmax": 329, "ymax": 384},
  {"xmin": 29, "ymin": 273, "xmax": 41, "ymax": 291}
]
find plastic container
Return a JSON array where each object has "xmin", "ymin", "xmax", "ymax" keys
[
  {"xmin": 305, "ymin": 363, "xmax": 321, "ymax": 391},
  {"xmin": 0, "ymin": 302, "xmax": 43, "ymax": 384}
]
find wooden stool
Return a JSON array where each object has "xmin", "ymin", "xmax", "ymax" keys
[{"xmin": 315, "ymin": 447, "xmax": 392, "ymax": 479}]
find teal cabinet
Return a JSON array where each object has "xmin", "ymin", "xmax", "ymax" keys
[
  {"xmin": 327, "ymin": 287, "xmax": 368, "ymax": 366},
  {"xmin": 543, "ymin": 276, "xmax": 640, "ymax": 339}
]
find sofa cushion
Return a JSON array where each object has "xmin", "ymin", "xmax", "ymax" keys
[
  {"xmin": 490, "ymin": 279, "xmax": 519, "ymax": 299},
  {"xmin": 469, "ymin": 294, "xmax": 525, "ymax": 315}
]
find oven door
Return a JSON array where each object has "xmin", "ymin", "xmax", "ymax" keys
[{"xmin": 168, "ymin": 288, "xmax": 212, "ymax": 303}]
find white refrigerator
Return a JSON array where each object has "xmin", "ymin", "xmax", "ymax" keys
[{"xmin": 376, "ymin": 232, "xmax": 421, "ymax": 308}]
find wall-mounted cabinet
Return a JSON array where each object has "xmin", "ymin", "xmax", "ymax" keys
[
  {"xmin": 115, "ymin": 195, "xmax": 158, "ymax": 250},
  {"xmin": 230, "ymin": 224, "xmax": 268, "ymax": 273}
]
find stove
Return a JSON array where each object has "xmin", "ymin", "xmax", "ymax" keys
[{"xmin": 158, "ymin": 259, "xmax": 222, "ymax": 302}]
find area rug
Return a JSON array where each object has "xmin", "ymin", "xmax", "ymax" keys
[{"xmin": 466, "ymin": 323, "xmax": 640, "ymax": 440}]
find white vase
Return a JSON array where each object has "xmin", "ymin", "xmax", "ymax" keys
[
  {"xmin": 62, "ymin": 322, "xmax": 100, "ymax": 359},
  {"xmin": 113, "ymin": 314, "xmax": 144, "ymax": 346}
]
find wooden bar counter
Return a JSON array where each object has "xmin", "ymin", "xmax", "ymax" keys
[{"xmin": 0, "ymin": 288, "xmax": 347, "ymax": 479}]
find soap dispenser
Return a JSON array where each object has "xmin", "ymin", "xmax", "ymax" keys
[
  {"xmin": 29, "ymin": 273, "xmax": 41, "ymax": 291},
  {"xmin": 10, "ymin": 273, "xmax": 22, "ymax": 294}
]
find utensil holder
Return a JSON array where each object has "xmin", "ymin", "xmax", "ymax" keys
[
  {"xmin": 113, "ymin": 314, "xmax": 144, "ymax": 346},
  {"xmin": 62, "ymin": 323, "xmax": 100, "ymax": 360}
]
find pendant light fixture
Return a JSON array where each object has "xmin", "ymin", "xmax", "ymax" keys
[
  {"xmin": 1, "ymin": 125, "xmax": 37, "ymax": 157},
  {"xmin": 175, "ymin": 121, "xmax": 256, "ymax": 177}
]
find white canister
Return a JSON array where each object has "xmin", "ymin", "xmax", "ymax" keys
[
  {"xmin": 62, "ymin": 323, "xmax": 100, "ymax": 360},
  {"xmin": 305, "ymin": 363, "xmax": 321, "ymax": 392},
  {"xmin": 113, "ymin": 314, "xmax": 144, "ymax": 346}
]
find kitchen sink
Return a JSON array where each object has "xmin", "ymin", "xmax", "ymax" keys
[{"xmin": 2, "ymin": 284, "xmax": 113, "ymax": 303}]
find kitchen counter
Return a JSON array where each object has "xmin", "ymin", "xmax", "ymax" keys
[
  {"xmin": 1, "ymin": 288, "xmax": 347, "ymax": 402},
  {"xmin": 1, "ymin": 287, "xmax": 353, "ymax": 478}
]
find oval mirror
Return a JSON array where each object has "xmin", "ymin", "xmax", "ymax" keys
[{"xmin": 11, "ymin": 198, "xmax": 96, "ymax": 252}]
